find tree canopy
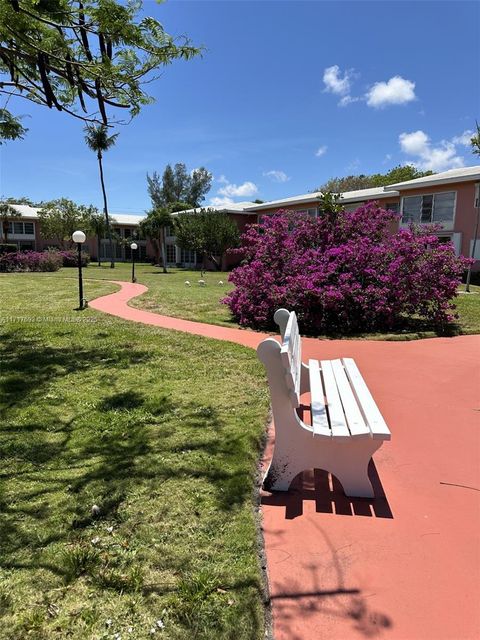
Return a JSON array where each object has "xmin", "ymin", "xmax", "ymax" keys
[
  {"xmin": 174, "ymin": 208, "xmax": 239, "ymax": 270},
  {"xmin": 470, "ymin": 122, "xmax": 480, "ymax": 157},
  {"xmin": 316, "ymin": 165, "xmax": 434, "ymax": 194},
  {"xmin": 0, "ymin": 0, "xmax": 200, "ymax": 140},
  {"xmin": 38, "ymin": 198, "xmax": 98, "ymax": 247},
  {"xmin": 147, "ymin": 163, "xmax": 213, "ymax": 209}
]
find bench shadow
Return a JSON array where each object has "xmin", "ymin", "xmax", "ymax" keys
[{"xmin": 261, "ymin": 461, "xmax": 393, "ymax": 520}]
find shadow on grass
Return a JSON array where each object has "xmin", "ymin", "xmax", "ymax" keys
[{"xmin": 0, "ymin": 331, "xmax": 153, "ymax": 413}]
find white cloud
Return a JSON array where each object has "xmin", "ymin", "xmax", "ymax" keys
[
  {"xmin": 451, "ymin": 130, "xmax": 473, "ymax": 146},
  {"xmin": 366, "ymin": 76, "xmax": 416, "ymax": 108},
  {"xmin": 315, "ymin": 145, "xmax": 328, "ymax": 157},
  {"xmin": 399, "ymin": 130, "xmax": 465, "ymax": 172},
  {"xmin": 209, "ymin": 196, "xmax": 237, "ymax": 207},
  {"xmin": 399, "ymin": 130, "xmax": 429, "ymax": 155},
  {"xmin": 217, "ymin": 180, "xmax": 258, "ymax": 197},
  {"xmin": 216, "ymin": 174, "xmax": 228, "ymax": 184},
  {"xmin": 338, "ymin": 95, "xmax": 361, "ymax": 107},
  {"xmin": 263, "ymin": 170, "xmax": 290, "ymax": 183},
  {"xmin": 323, "ymin": 65, "xmax": 352, "ymax": 96}
]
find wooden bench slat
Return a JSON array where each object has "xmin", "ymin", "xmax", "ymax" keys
[
  {"xmin": 342, "ymin": 358, "xmax": 391, "ymax": 441},
  {"xmin": 308, "ymin": 359, "xmax": 331, "ymax": 437},
  {"xmin": 320, "ymin": 359, "xmax": 350, "ymax": 439},
  {"xmin": 330, "ymin": 359, "xmax": 371, "ymax": 439}
]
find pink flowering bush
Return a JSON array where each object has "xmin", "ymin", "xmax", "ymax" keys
[
  {"xmin": 58, "ymin": 249, "xmax": 90, "ymax": 267},
  {"xmin": 0, "ymin": 249, "xmax": 62, "ymax": 272},
  {"xmin": 224, "ymin": 205, "xmax": 470, "ymax": 334}
]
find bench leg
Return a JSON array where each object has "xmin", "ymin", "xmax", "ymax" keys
[
  {"xmin": 263, "ymin": 455, "xmax": 305, "ymax": 492},
  {"xmin": 329, "ymin": 444, "xmax": 381, "ymax": 498}
]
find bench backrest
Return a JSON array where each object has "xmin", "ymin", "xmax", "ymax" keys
[{"xmin": 279, "ymin": 311, "xmax": 302, "ymax": 408}]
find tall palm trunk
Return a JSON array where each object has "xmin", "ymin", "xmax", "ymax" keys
[{"xmin": 97, "ymin": 151, "xmax": 115, "ymax": 268}]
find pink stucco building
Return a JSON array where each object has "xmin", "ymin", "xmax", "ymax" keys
[{"xmin": 2, "ymin": 166, "xmax": 479, "ymax": 271}]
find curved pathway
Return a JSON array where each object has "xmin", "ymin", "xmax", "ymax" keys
[{"xmin": 90, "ymin": 281, "xmax": 480, "ymax": 640}]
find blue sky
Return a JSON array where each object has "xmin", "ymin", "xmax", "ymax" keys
[{"xmin": 1, "ymin": 0, "xmax": 479, "ymax": 215}]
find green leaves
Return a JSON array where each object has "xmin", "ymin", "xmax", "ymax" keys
[{"xmin": 0, "ymin": 0, "xmax": 201, "ymax": 136}]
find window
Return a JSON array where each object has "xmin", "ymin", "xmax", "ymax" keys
[
  {"xmin": 296, "ymin": 208, "xmax": 318, "ymax": 218},
  {"xmin": 7, "ymin": 221, "xmax": 35, "ymax": 235},
  {"xmin": 123, "ymin": 228, "xmax": 131, "ymax": 239},
  {"xmin": 181, "ymin": 248, "xmax": 195, "ymax": 264},
  {"xmin": 166, "ymin": 244, "xmax": 176, "ymax": 263},
  {"xmin": 386, "ymin": 202, "xmax": 399, "ymax": 214},
  {"xmin": 401, "ymin": 192, "xmax": 455, "ymax": 224}
]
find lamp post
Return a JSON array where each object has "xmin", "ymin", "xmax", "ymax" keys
[
  {"xmin": 130, "ymin": 242, "xmax": 138, "ymax": 283},
  {"xmin": 72, "ymin": 230, "xmax": 86, "ymax": 309}
]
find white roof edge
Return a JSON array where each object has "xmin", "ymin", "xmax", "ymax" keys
[
  {"xmin": 385, "ymin": 166, "xmax": 480, "ymax": 190},
  {"xmin": 245, "ymin": 193, "xmax": 323, "ymax": 211}
]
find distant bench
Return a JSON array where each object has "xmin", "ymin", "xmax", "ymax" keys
[{"xmin": 257, "ymin": 309, "xmax": 391, "ymax": 498}]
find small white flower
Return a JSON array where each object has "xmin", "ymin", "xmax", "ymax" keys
[
  {"xmin": 91, "ymin": 536, "xmax": 100, "ymax": 545},
  {"xmin": 156, "ymin": 619, "xmax": 165, "ymax": 629},
  {"xmin": 113, "ymin": 634, "xmax": 122, "ymax": 640},
  {"xmin": 218, "ymin": 280, "xmax": 224, "ymax": 285},
  {"xmin": 91, "ymin": 504, "xmax": 101, "ymax": 516},
  {"xmin": 127, "ymin": 628, "xmax": 133, "ymax": 634},
  {"xmin": 150, "ymin": 627, "xmax": 157, "ymax": 634},
  {"xmin": 106, "ymin": 526, "xmax": 114, "ymax": 533},
  {"xmin": 105, "ymin": 619, "xmax": 112, "ymax": 627}
]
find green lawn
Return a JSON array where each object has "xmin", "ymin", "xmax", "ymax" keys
[
  {"xmin": 44, "ymin": 263, "xmax": 237, "ymax": 327},
  {"xmin": 33, "ymin": 263, "xmax": 480, "ymax": 338},
  {"xmin": 0, "ymin": 274, "xmax": 270, "ymax": 640}
]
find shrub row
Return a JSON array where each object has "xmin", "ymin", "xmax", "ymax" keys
[
  {"xmin": 0, "ymin": 248, "xmax": 90, "ymax": 272},
  {"xmin": 224, "ymin": 205, "xmax": 471, "ymax": 334}
]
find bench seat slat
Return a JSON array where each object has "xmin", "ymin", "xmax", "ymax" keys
[
  {"xmin": 342, "ymin": 358, "xmax": 391, "ymax": 441},
  {"xmin": 320, "ymin": 360, "xmax": 350, "ymax": 439},
  {"xmin": 330, "ymin": 359, "xmax": 371, "ymax": 439},
  {"xmin": 308, "ymin": 359, "xmax": 331, "ymax": 437}
]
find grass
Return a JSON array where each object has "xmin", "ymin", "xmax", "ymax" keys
[
  {"xmin": 0, "ymin": 273, "xmax": 270, "ymax": 640},
  {"xmin": 36, "ymin": 262, "xmax": 480, "ymax": 339}
]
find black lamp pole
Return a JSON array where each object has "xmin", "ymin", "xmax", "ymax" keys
[
  {"xmin": 131, "ymin": 242, "xmax": 138, "ymax": 283},
  {"xmin": 77, "ymin": 242, "xmax": 84, "ymax": 308},
  {"xmin": 72, "ymin": 230, "xmax": 86, "ymax": 309}
]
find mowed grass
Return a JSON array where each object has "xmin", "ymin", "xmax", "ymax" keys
[
  {"xmin": 0, "ymin": 274, "xmax": 270, "ymax": 640},
  {"xmin": 39, "ymin": 263, "xmax": 237, "ymax": 327},
  {"xmin": 40, "ymin": 263, "xmax": 480, "ymax": 338}
]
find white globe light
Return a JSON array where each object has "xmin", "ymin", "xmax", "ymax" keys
[
  {"xmin": 131, "ymin": 242, "xmax": 138, "ymax": 250},
  {"xmin": 72, "ymin": 230, "xmax": 86, "ymax": 243}
]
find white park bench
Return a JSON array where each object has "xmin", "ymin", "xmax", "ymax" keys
[{"xmin": 257, "ymin": 309, "xmax": 391, "ymax": 498}]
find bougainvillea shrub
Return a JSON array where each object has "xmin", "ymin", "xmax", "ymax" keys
[
  {"xmin": 58, "ymin": 249, "xmax": 90, "ymax": 267},
  {"xmin": 0, "ymin": 250, "xmax": 62, "ymax": 272},
  {"xmin": 224, "ymin": 205, "xmax": 470, "ymax": 334}
]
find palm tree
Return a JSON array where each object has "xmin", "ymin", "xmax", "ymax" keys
[
  {"xmin": 0, "ymin": 202, "xmax": 16, "ymax": 245},
  {"xmin": 84, "ymin": 125, "xmax": 118, "ymax": 268}
]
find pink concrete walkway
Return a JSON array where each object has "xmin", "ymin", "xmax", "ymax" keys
[{"xmin": 90, "ymin": 281, "xmax": 480, "ymax": 640}]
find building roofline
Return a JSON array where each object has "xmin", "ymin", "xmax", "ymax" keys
[{"xmin": 385, "ymin": 166, "xmax": 480, "ymax": 190}]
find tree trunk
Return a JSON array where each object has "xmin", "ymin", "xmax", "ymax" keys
[
  {"xmin": 2, "ymin": 220, "xmax": 8, "ymax": 244},
  {"xmin": 97, "ymin": 152, "xmax": 115, "ymax": 268},
  {"xmin": 160, "ymin": 228, "xmax": 167, "ymax": 274}
]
